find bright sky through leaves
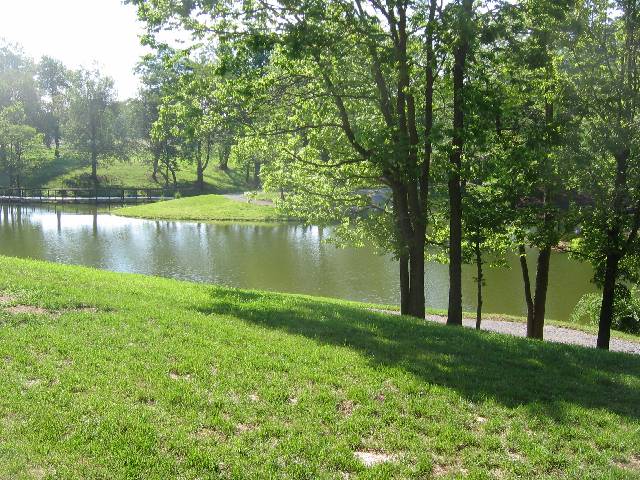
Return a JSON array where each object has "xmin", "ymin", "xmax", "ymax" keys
[{"xmin": 0, "ymin": 0, "xmax": 146, "ymax": 100}]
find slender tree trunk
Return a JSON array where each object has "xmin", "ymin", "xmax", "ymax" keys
[
  {"xmin": 518, "ymin": 244, "xmax": 535, "ymax": 333},
  {"xmin": 597, "ymin": 252, "xmax": 620, "ymax": 350},
  {"xmin": 219, "ymin": 143, "xmax": 230, "ymax": 170},
  {"xmin": 91, "ymin": 150, "xmax": 98, "ymax": 188},
  {"xmin": 196, "ymin": 142, "xmax": 204, "ymax": 192},
  {"xmin": 475, "ymin": 239, "xmax": 483, "ymax": 330},
  {"xmin": 170, "ymin": 165, "xmax": 177, "ymax": 188},
  {"xmin": 152, "ymin": 151, "xmax": 160, "ymax": 182},
  {"xmin": 196, "ymin": 164, "xmax": 204, "ymax": 191},
  {"xmin": 254, "ymin": 161, "xmax": 261, "ymax": 188},
  {"xmin": 532, "ymin": 245, "xmax": 551, "ymax": 339},
  {"xmin": 447, "ymin": 0, "xmax": 472, "ymax": 326},
  {"xmin": 54, "ymin": 136, "xmax": 60, "ymax": 159}
]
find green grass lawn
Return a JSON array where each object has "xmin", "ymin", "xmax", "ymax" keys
[
  {"xmin": 20, "ymin": 153, "xmax": 248, "ymax": 193},
  {"xmin": 115, "ymin": 194, "xmax": 284, "ymax": 222},
  {"xmin": 0, "ymin": 256, "xmax": 639, "ymax": 479}
]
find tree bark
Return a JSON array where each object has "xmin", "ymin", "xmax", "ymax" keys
[
  {"xmin": 399, "ymin": 252, "xmax": 410, "ymax": 315},
  {"xmin": 597, "ymin": 252, "xmax": 619, "ymax": 350},
  {"xmin": 475, "ymin": 239, "xmax": 483, "ymax": 330},
  {"xmin": 447, "ymin": 0, "xmax": 472, "ymax": 326},
  {"xmin": 532, "ymin": 245, "xmax": 551, "ymax": 339},
  {"xmin": 196, "ymin": 141, "xmax": 205, "ymax": 192},
  {"xmin": 254, "ymin": 161, "xmax": 261, "ymax": 188},
  {"xmin": 91, "ymin": 150, "xmax": 98, "ymax": 188},
  {"xmin": 409, "ymin": 240, "xmax": 426, "ymax": 319},
  {"xmin": 518, "ymin": 244, "xmax": 535, "ymax": 333},
  {"xmin": 218, "ymin": 142, "xmax": 230, "ymax": 170},
  {"xmin": 152, "ymin": 150, "xmax": 160, "ymax": 182}
]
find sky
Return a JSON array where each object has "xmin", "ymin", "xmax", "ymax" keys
[{"xmin": 0, "ymin": 0, "xmax": 149, "ymax": 100}]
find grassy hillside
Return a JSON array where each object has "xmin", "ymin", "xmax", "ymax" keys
[
  {"xmin": 115, "ymin": 194, "xmax": 283, "ymax": 222},
  {"xmin": 0, "ymin": 256, "xmax": 638, "ymax": 479},
  {"xmin": 20, "ymin": 153, "xmax": 248, "ymax": 193}
]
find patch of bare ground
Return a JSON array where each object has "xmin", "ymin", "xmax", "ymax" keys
[
  {"xmin": 28, "ymin": 467, "xmax": 50, "ymax": 480},
  {"xmin": 614, "ymin": 455, "xmax": 640, "ymax": 471},
  {"xmin": 5, "ymin": 305, "xmax": 51, "ymax": 315},
  {"xmin": 432, "ymin": 460, "xmax": 468, "ymax": 478},
  {"xmin": 65, "ymin": 306, "xmax": 100, "ymax": 314},
  {"xmin": 235, "ymin": 423, "xmax": 257, "ymax": 433},
  {"xmin": 354, "ymin": 450, "xmax": 396, "ymax": 467},
  {"xmin": 0, "ymin": 293, "xmax": 16, "ymax": 304},
  {"xmin": 337, "ymin": 399, "xmax": 356, "ymax": 417},
  {"xmin": 2, "ymin": 304, "xmax": 101, "ymax": 317},
  {"xmin": 193, "ymin": 426, "xmax": 226, "ymax": 442},
  {"xmin": 169, "ymin": 370, "xmax": 193, "ymax": 381}
]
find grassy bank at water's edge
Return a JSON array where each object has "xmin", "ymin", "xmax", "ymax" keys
[
  {"xmin": 17, "ymin": 154, "xmax": 248, "ymax": 193},
  {"xmin": 114, "ymin": 194, "xmax": 284, "ymax": 222},
  {"xmin": 0, "ymin": 256, "xmax": 639, "ymax": 478}
]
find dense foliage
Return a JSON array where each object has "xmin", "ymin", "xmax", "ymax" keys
[{"xmin": 122, "ymin": 0, "xmax": 640, "ymax": 349}]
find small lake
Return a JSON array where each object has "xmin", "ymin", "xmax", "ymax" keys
[{"xmin": 0, "ymin": 204, "xmax": 597, "ymax": 320}]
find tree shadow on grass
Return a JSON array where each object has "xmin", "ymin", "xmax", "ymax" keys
[{"xmin": 196, "ymin": 288, "xmax": 640, "ymax": 421}]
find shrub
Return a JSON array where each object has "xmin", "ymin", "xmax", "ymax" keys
[{"xmin": 571, "ymin": 284, "xmax": 640, "ymax": 334}]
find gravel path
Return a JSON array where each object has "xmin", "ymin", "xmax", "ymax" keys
[
  {"xmin": 224, "ymin": 193, "xmax": 274, "ymax": 206},
  {"xmin": 374, "ymin": 310, "xmax": 640, "ymax": 355}
]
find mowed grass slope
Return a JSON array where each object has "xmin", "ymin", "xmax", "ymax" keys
[
  {"xmin": 115, "ymin": 194, "xmax": 283, "ymax": 222},
  {"xmin": 22, "ymin": 154, "xmax": 248, "ymax": 193},
  {"xmin": 0, "ymin": 256, "xmax": 639, "ymax": 479}
]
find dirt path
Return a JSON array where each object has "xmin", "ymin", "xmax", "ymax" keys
[{"xmin": 374, "ymin": 310, "xmax": 640, "ymax": 355}]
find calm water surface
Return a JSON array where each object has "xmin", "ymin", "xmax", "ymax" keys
[{"xmin": 0, "ymin": 204, "xmax": 596, "ymax": 320}]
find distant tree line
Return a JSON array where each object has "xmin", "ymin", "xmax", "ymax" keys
[{"xmin": 0, "ymin": 41, "xmax": 236, "ymax": 190}]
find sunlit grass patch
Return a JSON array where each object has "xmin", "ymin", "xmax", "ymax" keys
[{"xmin": 0, "ymin": 256, "xmax": 638, "ymax": 478}]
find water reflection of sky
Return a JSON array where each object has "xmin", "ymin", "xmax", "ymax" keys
[{"xmin": 0, "ymin": 204, "xmax": 597, "ymax": 319}]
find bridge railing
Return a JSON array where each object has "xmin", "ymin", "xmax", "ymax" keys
[{"xmin": 0, "ymin": 187, "xmax": 200, "ymax": 204}]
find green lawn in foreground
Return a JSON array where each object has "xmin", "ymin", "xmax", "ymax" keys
[
  {"xmin": 0, "ymin": 256, "xmax": 638, "ymax": 479},
  {"xmin": 115, "ymin": 194, "xmax": 284, "ymax": 222}
]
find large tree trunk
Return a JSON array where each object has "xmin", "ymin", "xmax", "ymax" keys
[
  {"xmin": 392, "ymin": 183, "xmax": 426, "ymax": 319},
  {"xmin": 597, "ymin": 251, "xmax": 620, "ymax": 350},
  {"xmin": 447, "ymin": 0, "xmax": 472, "ymax": 326},
  {"xmin": 399, "ymin": 252, "xmax": 410, "ymax": 315},
  {"xmin": 597, "ymin": 147, "xmax": 630, "ymax": 348},
  {"xmin": 532, "ymin": 245, "xmax": 551, "ymax": 339},
  {"xmin": 408, "ymin": 240, "xmax": 426, "ymax": 319}
]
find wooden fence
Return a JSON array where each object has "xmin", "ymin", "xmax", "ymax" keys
[{"xmin": 0, "ymin": 187, "xmax": 198, "ymax": 205}]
